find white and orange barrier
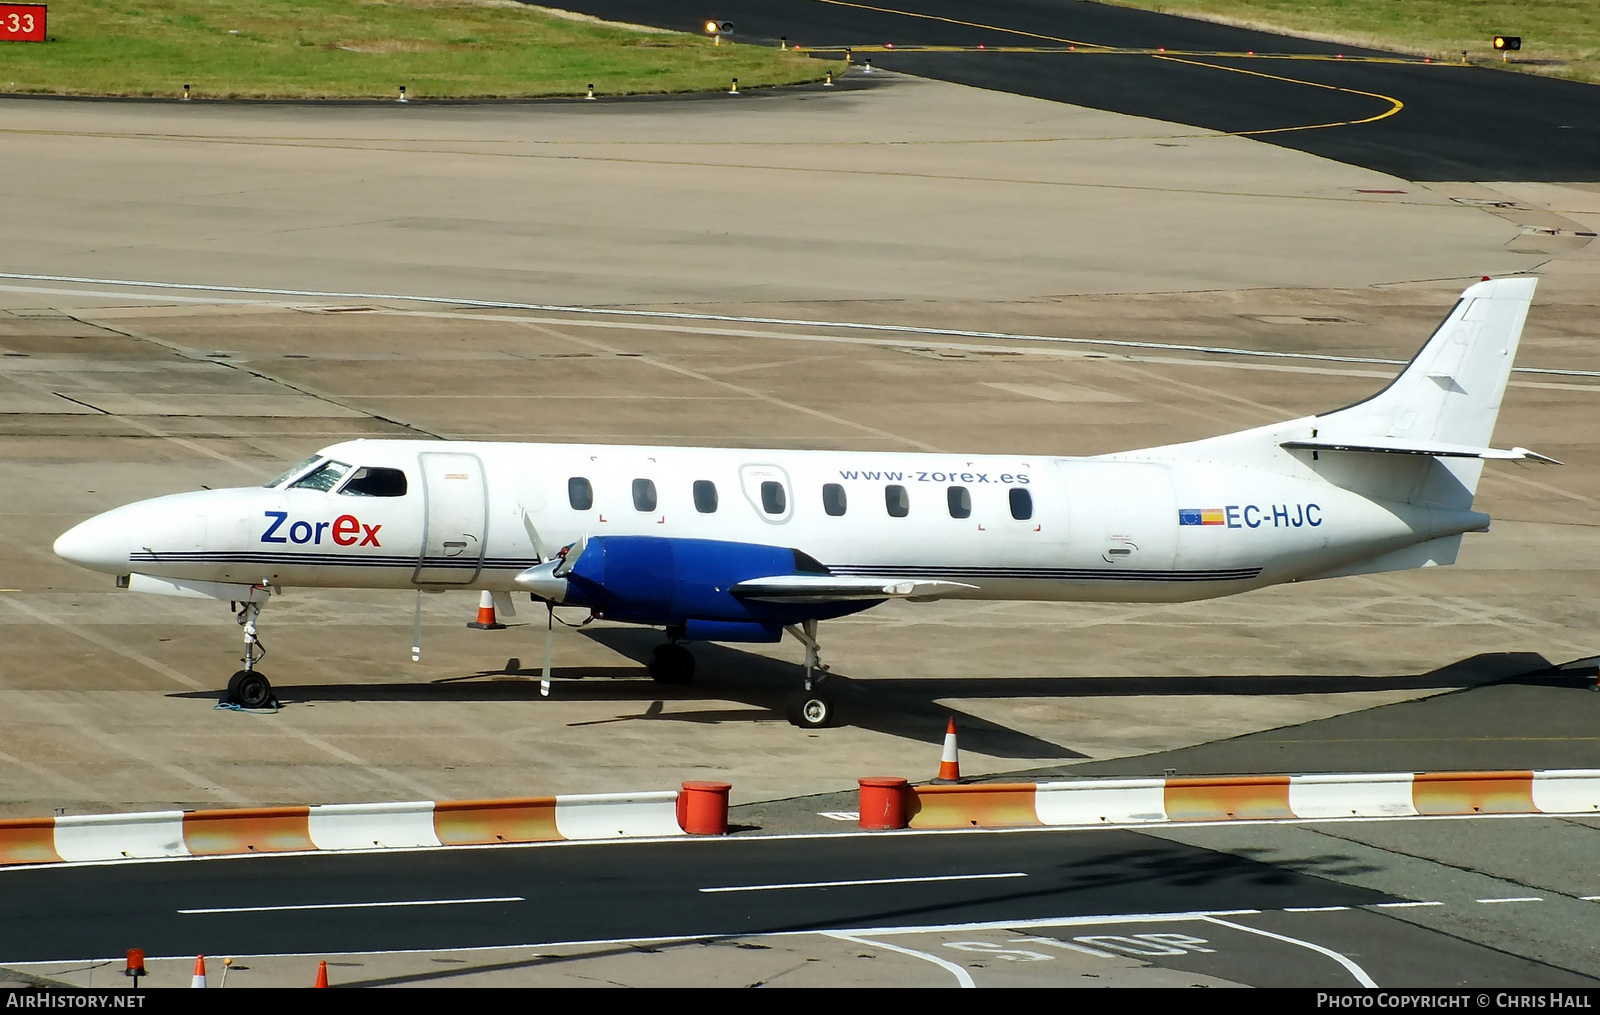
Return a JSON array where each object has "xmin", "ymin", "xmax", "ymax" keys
[
  {"xmin": 0, "ymin": 788, "xmax": 705, "ymax": 867},
  {"xmin": 894, "ymin": 769, "xmax": 1600, "ymax": 830}
]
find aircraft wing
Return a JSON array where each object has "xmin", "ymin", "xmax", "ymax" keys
[
  {"xmin": 1281, "ymin": 437, "xmax": 1561, "ymax": 464},
  {"xmin": 730, "ymin": 575, "xmax": 978, "ymax": 603}
]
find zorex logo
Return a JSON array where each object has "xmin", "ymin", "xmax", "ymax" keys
[{"xmin": 261, "ymin": 511, "xmax": 381, "ymax": 547}]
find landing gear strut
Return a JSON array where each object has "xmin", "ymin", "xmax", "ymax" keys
[
  {"xmin": 223, "ymin": 599, "xmax": 276, "ymax": 709},
  {"xmin": 648, "ymin": 640, "xmax": 696, "ymax": 684},
  {"xmin": 783, "ymin": 619, "xmax": 834, "ymax": 729}
]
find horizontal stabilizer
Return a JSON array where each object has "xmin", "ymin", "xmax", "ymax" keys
[
  {"xmin": 730, "ymin": 575, "xmax": 977, "ymax": 603},
  {"xmin": 1281, "ymin": 437, "xmax": 1561, "ymax": 465}
]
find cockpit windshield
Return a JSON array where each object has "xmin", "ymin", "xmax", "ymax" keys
[
  {"xmin": 340, "ymin": 466, "xmax": 408, "ymax": 497},
  {"xmin": 288, "ymin": 460, "xmax": 352, "ymax": 492},
  {"xmin": 263, "ymin": 455, "xmax": 322, "ymax": 489}
]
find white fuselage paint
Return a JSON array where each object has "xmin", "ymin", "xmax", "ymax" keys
[{"xmin": 67, "ymin": 435, "xmax": 1483, "ymax": 606}]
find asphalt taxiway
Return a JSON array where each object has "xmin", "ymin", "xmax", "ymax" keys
[
  {"xmin": 549, "ymin": 0, "xmax": 1600, "ymax": 181},
  {"xmin": 5, "ymin": 812, "xmax": 1597, "ymax": 987}
]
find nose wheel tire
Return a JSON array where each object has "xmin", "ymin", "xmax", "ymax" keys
[
  {"xmin": 648, "ymin": 644, "xmax": 696, "ymax": 684},
  {"xmin": 785, "ymin": 689, "xmax": 835, "ymax": 729},
  {"xmin": 226, "ymin": 669, "xmax": 276, "ymax": 710}
]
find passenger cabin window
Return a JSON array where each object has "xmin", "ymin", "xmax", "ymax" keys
[
  {"xmin": 340, "ymin": 466, "xmax": 407, "ymax": 497},
  {"xmin": 885, "ymin": 484, "xmax": 909, "ymax": 518},
  {"xmin": 1009, "ymin": 487, "xmax": 1033, "ymax": 520},
  {"xmin": 568, "ymin": 477, "xmax": 593, "ymax": 511},
  {"xmin": 265, "ymin": 455, "xmax": 322, "ymax": 489},
  {"xmin": 822, "ymin": 483, "xmax": 847, "ymax": 517},
  {"xmin": 760, "ymin": 480, "xmax": 786, "ymax": 515},
  {"xmin": 947, "ymin": 486, "xmax": 971, "ymax": 519},
  {"xmin": 633, "ymin": 478, "xmax": 658, "ymax": 512},
  {"xmin": 289, "ymin": 460, "xmax": 350, "ymax": 492},
  {"xmin": 693, "ymin": 480, "xmax": 718, "ymax": 514}
]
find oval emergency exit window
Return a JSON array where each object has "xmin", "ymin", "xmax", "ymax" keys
[{"xmin": 760, "ymin": 480, "xmax": 786, "ymax": 515}]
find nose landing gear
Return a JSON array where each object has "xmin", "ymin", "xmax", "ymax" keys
[{"xmin": 222, "ymin": 598, "xmax": 278, "ymax": 710}]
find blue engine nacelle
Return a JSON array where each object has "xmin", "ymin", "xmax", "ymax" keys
[{"xmin": 556, "ymin": 536, "xmax": 868, "ymax": 636}]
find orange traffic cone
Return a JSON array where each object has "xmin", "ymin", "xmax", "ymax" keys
[
  {"xmin": 467, "ymin": 590, "xmax": 505, "ymax": 630},
  {"xmin": 314, "ymin": 960, "xmax": 329, "ymax": 988},
  {"xmin": 190, "ymin": 955, "xmax": 207, "ymax": 988},
  {"xmin": 936, "ymin": 717, "xmax": 961, "ymax": 782}
]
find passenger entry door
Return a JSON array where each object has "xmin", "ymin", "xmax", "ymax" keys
[{"xmin": 413, "ymin": 452, "xmax": 487, "ymax": 585}]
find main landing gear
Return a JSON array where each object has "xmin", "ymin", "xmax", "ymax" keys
[
  {"xmin": 648, "ymin": 640, "xmax": 696, "ymax": 684},
  {"xmin": 222, "ymin": 599, "xmax": 277, "ymax": 710},
  {"xmin": 783, "ymin": 619, "xmax": 834, "ymax": 730},
  {"xmin": 643, "ymin": 620, "xmax": 836, "ymax": 729}
]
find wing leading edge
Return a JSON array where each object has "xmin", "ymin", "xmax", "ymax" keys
[{"xmin": 730, "ymin": 574, "xmax": 978, "ymax": 603}]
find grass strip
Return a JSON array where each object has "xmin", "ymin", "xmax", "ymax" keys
[
  {"xmin": 0, "ymin": 1, "xmax": 832, "ymax": 99},
  {"xmin": 1108, "ymin": 1, "xmax": 1600, "ymax": 84}
]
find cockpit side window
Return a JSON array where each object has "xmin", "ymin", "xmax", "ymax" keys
[
  {"xmin": 289, "ymin": 460, "xmax": 351, "ymax": 492},
  {"xmin": 340, "ymin": 466, "xmax": 408, "ymax": 497},
  {"xmin": 264, "ymin": 455, "xmax": 322, "ymax": 489}
]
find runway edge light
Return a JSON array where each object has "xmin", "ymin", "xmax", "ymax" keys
[{"xmin": 1493, "ymin": 35, "xmax": 1521, "ymax": 62}]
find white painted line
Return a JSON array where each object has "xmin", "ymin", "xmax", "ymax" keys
[
  {"xmin": 1475, "ymin": 897, "xmax": 1543, "ymax": 904},
  {"xmin": 179, "ymin": 896, "xmax": 523, "ymax": 915},
  {"xmin": 1372, "ymin": 901, "xmax": 1444, "ymax": 909},
  {"xmin": 1582, "ymin": 896, "xmax": 1600, "ymax": 902},
  {"xmin": 819, "ymin": 811, "xmax": 860, "ymax": 822},
  {"xmin": 701, "ymin": 872, "xmax": 1027, "ymax": 893},
  {"xmin": 1203, "ymin": 917, "xmax": 1377, "ymax": 988},
  {"xmin": 831, "ymin": 909, "xmax": 1263, "ymax": 938},
  {"xmin": 1283, "ymin": 906, "xmax": 1350, "ymax": 913},
  {"xmin": 824, "ymin": 932, "xmax": 975, "ymax": 989},
  {"xmin": 5, "ymin": 271, "xmax": 1594, "ymax": 378}
]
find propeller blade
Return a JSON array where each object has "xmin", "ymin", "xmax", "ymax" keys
[
  {"xmin": 540, "ymin": 604, "xmax": 554, "ymax": 697},
  {"xmin": 411, "ymin": 589, "xmax": 423, "ymax": 662},
  {"xmin": 521, "ymin": 510, "xmax": 550, "ymax": 563}
]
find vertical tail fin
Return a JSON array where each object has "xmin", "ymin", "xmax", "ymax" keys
[
  {"xmin": 1318, "ymin": 276, "xmax": 1536, "ymax": 447},
  {"xmin": 1311, "ymin": 277, "xmax": 1537, "ymax": 509}
]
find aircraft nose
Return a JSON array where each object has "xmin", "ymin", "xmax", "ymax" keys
[{"xmin": 54, "ymin": 511, "xmax": 132, "ymax": 574}]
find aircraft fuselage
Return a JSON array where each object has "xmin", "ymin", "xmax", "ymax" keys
[{"xmin": 59, "ymin": 439, "xmax": 1481, "ymax": 606}]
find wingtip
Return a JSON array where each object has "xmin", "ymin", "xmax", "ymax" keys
[{"xmin": 1512, "ymin": 447, "xmax": 1563, "ymax": 466}]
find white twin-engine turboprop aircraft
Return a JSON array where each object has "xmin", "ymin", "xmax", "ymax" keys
[{"xmin": 55, "ymin": 277, "xmax": 1556, "ymax": 728}]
